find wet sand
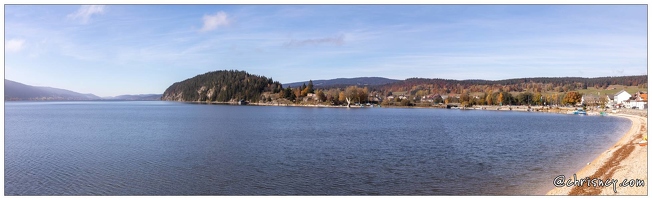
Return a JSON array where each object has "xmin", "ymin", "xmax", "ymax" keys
[{"xmin": 547, "ymin": 114, "xmax": 648, "ymax": 195}]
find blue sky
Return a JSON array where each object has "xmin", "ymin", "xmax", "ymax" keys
[{"xmin": 4, "ymin": 5, "xmax": 648, "ymax": 96}]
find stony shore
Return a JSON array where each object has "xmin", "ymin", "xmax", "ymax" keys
[{"xmin": 546, "ymin": 114, "xmax": 648, "ymax": 195}]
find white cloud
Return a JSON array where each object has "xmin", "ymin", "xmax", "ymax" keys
[
  {"xmin": 200, "ymin": 11, "xmax": 230, "ymax": 32},
  {"xmin": 67, "ymin": 5, "xmax": 105, "ymax": 24},
  {"xmin": 5, "ymin": 39, "xmax": 25, "ymax": 52}
]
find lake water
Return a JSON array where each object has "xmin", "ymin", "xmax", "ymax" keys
[{"xmin": 4, "ymin": 101, "xmax": 631, "ymax": 195}]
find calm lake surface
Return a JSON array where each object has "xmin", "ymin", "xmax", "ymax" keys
[{"xmin": 4, "ymin": 101, "xmax": 630, "ymax": 195}]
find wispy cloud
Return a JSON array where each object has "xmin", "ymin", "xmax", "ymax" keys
[
  {"xmin": 4, "ymin": 5, "xmax": 646, "ymax": 96},
  {"xmin": 67, "ymin": 5, "xmax": 105, "ymax": 24},
  {"xmin": 5, "ymin": 39, "xmax": 25, "ymax": 52},
  {"xmin": 283, "ymin": 35, "xmax": 345, "ymax": 47},
  {"xmin": 200, "ymin": 11, "xmax": 231, "ymax": 32}
]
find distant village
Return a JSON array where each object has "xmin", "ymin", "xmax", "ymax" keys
[
  {"xmin": 279, "ymin": 87, "xmax": 647, "ymax": 111},
  {"xmin": 583, "ymin": 90, "xmax": 647, "ymax": 110},
  {"xmin": 256, "ymin": 75, "xmax": 648, "ymax": 111}
]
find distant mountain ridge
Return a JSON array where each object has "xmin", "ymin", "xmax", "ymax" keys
[
  {"xmin": 105, "ymin": 94, "xmax": 162, "ymax": 100},
  {"xmin": 5, "ymin": 79, "xmax": 101, "ymax": 100},
  {"xmin": 284, "ymin": 77, "xmax": 400, "ymax": 88},
  {"xmin": 5, "ymin": 79, "xmax": 162, "ymax": 101}
]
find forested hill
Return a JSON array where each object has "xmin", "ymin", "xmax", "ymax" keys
[
  {"xmin": 378, "ymin": 75, "xmax": 648, "ymax": 94},
  {"xmin": 161, "ymin": 70, "xmax": 282, "ymax": 102},
  {"xmin": 284, "ymin": 77, "xmax": 399, "ymax": 88}
]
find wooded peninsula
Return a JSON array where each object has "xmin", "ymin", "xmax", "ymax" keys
[{"xmin": 161, "ymin": 70, "xmax": 647, "ymax": 108}]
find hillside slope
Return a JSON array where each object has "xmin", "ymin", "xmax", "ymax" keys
[
  {"xmin": 161, "ymin": 70, "xmax": 282, "ymax": 102},
  {"xmin": 4, "ymin": 79, "xmax": 101, "ymax": 100},
  {"xmin": 284, "ymin": 77, "xmax": 400, "ymax": 88}
]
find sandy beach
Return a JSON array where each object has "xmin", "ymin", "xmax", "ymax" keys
[{"xmin": 547, "ymin": 113, "xmax": 648, "ymax": 195}]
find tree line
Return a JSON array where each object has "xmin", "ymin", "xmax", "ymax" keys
[{"xmin": 376, "ymin": 75, "xmax": 647, "ymax": 95}]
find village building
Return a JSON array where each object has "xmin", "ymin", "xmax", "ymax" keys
[
  {"xmin": 580, "ymin": 94, "xmax": 600, "ymax": 106},
  {"xmin": 421, "ymin": 95, "xmax": 435, "ymax": 103},
  {"xmin": 613, "ymin": 90, "xmax": 632, "ymax": 105},
  {"xmin": 303, "ymin": 93, "xmax": 318, "ymax": 102},
  {"xmin": 625, "ymin": 91, "xmax": 648, "ymax": 110}
]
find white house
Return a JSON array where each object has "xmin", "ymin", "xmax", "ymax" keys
[
  {"xmin": 613, "ymin": 90, "xmax": 631, "ymax": 105},
  {"xmin": 628, "ymin": 100, "xmax": 647, "ymax": 110}
]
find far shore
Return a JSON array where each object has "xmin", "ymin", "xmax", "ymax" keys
[{"xmin": 190, "ymin": 100, "xmax": 647, "ymax": 116}]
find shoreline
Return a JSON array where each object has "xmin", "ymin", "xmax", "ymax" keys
[
  {"xmin": 546, "ymin": 113, "xmax": 648, "ymax": 195},
  {"xmin": 171, "ymin": 100, "xmax": 649, "ymax": 195},
  {"xmin": 241, "ymin": 101, "xmax": 650, "ymax": 195}
]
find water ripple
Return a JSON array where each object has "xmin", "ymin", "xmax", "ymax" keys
[{"xmin": 4, "ymin": 102, "xmax": 631, "ymax": 195}]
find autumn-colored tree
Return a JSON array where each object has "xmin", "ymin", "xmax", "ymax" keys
[
  {"xmin": 563, "ymin": 91, "xmax": 582, "ymax": 106},
  {"xmin": 461, "ymin": 100, "xmax": 470, "ymax": 107},
  {"xmin": 343, "ymin": 86, "xmax": 368, "ymax": 103},
  {"xmin": 552, "ymin": 93, "xmax": 559, "ymax": 105},
  {"xmin": 486, "ymin": 93, "xmax": 493, "ymax": 105},
  {"xmin": 533, "ymin": 92, "xmax": 542, "ymax": 105},
  {"xmin": 359, "ymin": 87, "xmax": 369, "ymax": 103},
  {"xmin": 293, "ymin": 88, "xmax": 301, "ymax": 98},
  {"xmin": 400, "ymin": 99, "xmax": 411, "ymax": 106},
  {"xmin": 316, "ymin": 90, "xmax": 327, "ymax": 102},
  {"xmin": 516, "ymin": 92, "xmax": 533, "ymax": 105},
  {"xmin": 415, "ymin": 90, "xmax": 427, "ymax": 99},
  {"xmin": 338, "ymin": 91, "xmax": 346, "ymax": 103},
  {"xmin": 344, "ymin": 86, "xmax": 359, "ymax": 103},
  {"xmin": 476, "ymin": 98, "xmax": 486, "ymax": 105},
  {"xmin": 326, "ymin": 89, "xmax": 340, "ymax": 103},
  {"xmin": 300, "ymin": 80, "xmax": 315, "ymax": 97},
  {"xmin": 301, "ymin": 88, "xmax": 309, "ymax": 97},
  {"xmin": 279, "ymin": 88, "xmax": 287, "ymax": 99},
  {"xmin": 460, "ymin": 93, "xmax": 470, "ymax": 103},
  {"xmin": 497, "ymin": 92, "xmax": 504, "ymax": 105}
]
